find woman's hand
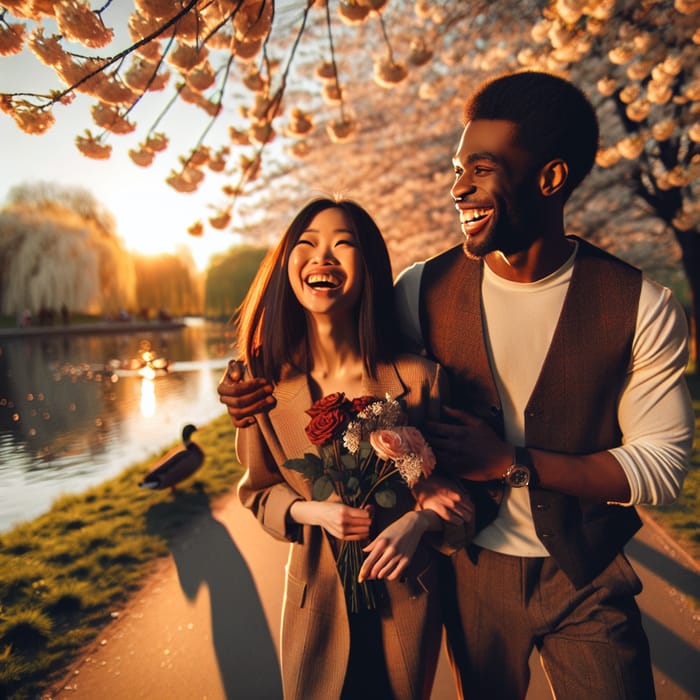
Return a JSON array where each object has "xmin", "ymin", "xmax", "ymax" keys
[
  {"xmin": 289, "ymin": 500, "xmax": 372, "ymax": 540},
  {"xmin": 412, "ymin": 475, "xmax": 474, "ymax": 525},
  {"xmin": 358, "ymin": 511, "xmax": 435, "ymax": 582}
]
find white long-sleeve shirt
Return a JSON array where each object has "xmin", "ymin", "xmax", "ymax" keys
[{"xmin": 395, "ymin": 243, "xmax": 694, "ymax": 557}]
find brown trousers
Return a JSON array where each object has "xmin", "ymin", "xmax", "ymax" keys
[{"xmin": 440, "ymin": 546, "xmax": 655, "ymax": 700}]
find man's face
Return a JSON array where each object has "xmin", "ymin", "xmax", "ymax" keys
[{"xmin": 451, "ymin": 119, "xmax": 540, "ymax": 259}]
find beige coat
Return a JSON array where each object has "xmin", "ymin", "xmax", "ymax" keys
[{"xmin": 236, "ymin": 355, "xmax": 446, "ymax": 700}]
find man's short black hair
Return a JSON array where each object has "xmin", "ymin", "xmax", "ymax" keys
[{"xmin": 463, "ymin": 71, "xmax": 600, "ymax": 198}]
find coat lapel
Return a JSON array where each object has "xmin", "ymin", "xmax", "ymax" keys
[
  {"xmin": 268, "ymin": 373, "xmax": 313, "ymax": 461},
  {"xmin": 364, "ymin": 361, "xmax": 409, "ymax": 406}
]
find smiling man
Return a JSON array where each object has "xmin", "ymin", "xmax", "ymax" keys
[
  {"xmin": 217, "ymin": 71, "xmax": 694, "ymax": 700},
  {"xmin": 394, "ymin": 70, "xmax": 694, "ymax": 699}
]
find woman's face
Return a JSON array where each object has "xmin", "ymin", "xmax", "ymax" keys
[{"xmin": 287, "ymin": 207, "xmax": 365, "ymax": 320}]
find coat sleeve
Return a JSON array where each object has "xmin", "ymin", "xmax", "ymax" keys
[
  {"xmin": 427, "ymin": 361, "xmax": 476, "ymax": 554},
  {"xmin": 236, "ymin": 423, "xmax": 303, "ymax": 543}
]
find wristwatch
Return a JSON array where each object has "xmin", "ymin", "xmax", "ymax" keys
[{"xmin": 503, "ymin": 446, "xmax": 532, "ymax": 488}]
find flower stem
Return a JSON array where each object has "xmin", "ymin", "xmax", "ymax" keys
[{"xmin": 360, "ymin": 465, "xmax": 399, "ymax": 507}]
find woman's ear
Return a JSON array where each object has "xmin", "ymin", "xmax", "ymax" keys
[{"xmin": 539, "ymin": 159, "xmax": 569, "ymax": 196}]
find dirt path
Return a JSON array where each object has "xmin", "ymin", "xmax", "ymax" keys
[{"xmin": 50, "ymin": 494, "xmax": 699, "ymax": 699}]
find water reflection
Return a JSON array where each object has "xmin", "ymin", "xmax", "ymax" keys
[
  {"xmin": 140, "ymin": 377, "xmax": 156, "ymax": 417},
  {"xmin": 0, "ymin": 319, "xmax": 234, "ymax": 532}
]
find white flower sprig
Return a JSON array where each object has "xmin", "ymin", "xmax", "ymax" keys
[{"xmin": 343, "ymin": 394, "xmax": 404, "ymax": 454}]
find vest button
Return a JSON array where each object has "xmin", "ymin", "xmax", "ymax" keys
[
  {"xmin": 535, "ymin": 504, "xmax": 549, "ymax": 511},
  {"xmin": 540, "ymin": 531, "xmax": 554, "ymax": 539}
]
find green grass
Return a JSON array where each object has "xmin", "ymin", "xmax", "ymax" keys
[
  {"xmin": 0, "ymin": 414, "xmax": 242, "ymax": 700},
  {"xmin": 0, "ymin": 373, "xmax": 698, "ymax": 700}
]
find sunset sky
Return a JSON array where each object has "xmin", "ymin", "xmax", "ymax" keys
[{"xmin": 0, "ymin": 19, "xmax": 252, "ymax": 271}]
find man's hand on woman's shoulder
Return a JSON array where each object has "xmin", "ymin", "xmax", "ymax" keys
[{"xmin": 217, "ymin": 359, "xmax": 276, "ymax": 427}]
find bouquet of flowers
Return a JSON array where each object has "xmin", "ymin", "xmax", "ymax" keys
[{"xmin": 284, "ymin": 392, "xmax": 436, "ymax": 613}]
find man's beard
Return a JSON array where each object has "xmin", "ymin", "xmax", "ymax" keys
[
  {"xmin": 462, "ymin": 228, "xmax": 496, "ymax": 260},
  {"xmin": 461, "ymin": 188, "xmax": 540, "ymax": 260}
]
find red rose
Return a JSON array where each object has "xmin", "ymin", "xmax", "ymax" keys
[
  {"xmin": 351, "ymin": 395, "xmax": 376, "ymax": 413},
  {"xmin": 305, "ymin": 408, "xmax": 349, "ymax": 445},
  {"xmin": 306, "ymin": 392, "xmax": 349, "ymax": 417}
]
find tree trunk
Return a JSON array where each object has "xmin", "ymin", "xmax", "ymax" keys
[{"xmin": 675, "ymin": 227, "xmax": 699, "ymax": 374}]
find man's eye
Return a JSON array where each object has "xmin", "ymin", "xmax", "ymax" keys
[
  {"xmin": 453, "ymin": 166, "xmax": 463, "ymax": 177},
  {"xmin": 474, "ymin": 165, "xmax": 491, "ymax": 175}
]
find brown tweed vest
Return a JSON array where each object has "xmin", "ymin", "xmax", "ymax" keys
[{"xmin": 419, "ymin": 237, "xmax": 643, "ymax": 588}]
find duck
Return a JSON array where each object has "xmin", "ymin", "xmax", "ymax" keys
[{"xmin": 139, "ymin": 424, "xmax": 204, "ymax": 493}]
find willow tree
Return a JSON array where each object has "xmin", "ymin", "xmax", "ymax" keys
[{"xmin": 0, "ymin": 183, "xmax": 135, "ymax": 316}]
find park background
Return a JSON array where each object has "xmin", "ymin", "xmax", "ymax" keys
[{"xmin": 0, "ymin": 1, "xmax": 698, "ymax": 698}]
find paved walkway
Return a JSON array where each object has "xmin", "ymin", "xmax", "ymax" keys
[{"xmin": 50, "ymin": 493, "xmax": 699, "ymax": 699}]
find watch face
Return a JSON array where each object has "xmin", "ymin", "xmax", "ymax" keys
[{"xmin": 507, "ymin": 466, "xmax": 530, "ymax": 488}]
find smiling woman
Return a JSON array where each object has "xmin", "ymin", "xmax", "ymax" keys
[
  {"xmin": 225, "ymin": 195, "xmax": 468, "ymax": 700},
  {"xmin": 287, "ymin": 207, "xmax": 365, "ymax": 319}
]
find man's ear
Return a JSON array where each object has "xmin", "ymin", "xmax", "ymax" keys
[{"xmin": 539, "ymin": 159, "xmax": 569, "ymax": 196}]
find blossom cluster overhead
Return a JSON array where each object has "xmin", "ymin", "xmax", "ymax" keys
[{"xmin": 0, "ymin": 0, "xmax": 698, "ymax": 239}]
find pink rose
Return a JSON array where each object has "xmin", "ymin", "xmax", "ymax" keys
[
  {"xmin": 393, "ymin": 426, "xmax": 436, "ymax": 478},
  {"xmin": 369, "ymin": 429, "xmax": 407, "ymax": 461}
]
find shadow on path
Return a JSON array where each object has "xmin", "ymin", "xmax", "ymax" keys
[
  {"xmin": 626, "ymin": 537, "xmax": 699, "ymax": 600},
  {"xmin": 146, "ymin": 490, "xmax": 283, "ymax": 700},
  {"xmin": 639, "ymin": 614, "xmax": 700, "ymax": 698},
  {"xmin": 626, "ymin": 536, "xmax": 700, "ymax": 698}
]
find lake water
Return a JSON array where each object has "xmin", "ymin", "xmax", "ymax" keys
[{"xmin": 0, "ymin": 318, "xmax": 235, "ymax": 533}]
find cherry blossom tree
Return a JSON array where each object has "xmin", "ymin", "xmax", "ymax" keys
[{"xmin": 0, "ymin": 0, "xmax": 697, "ymax": 363}]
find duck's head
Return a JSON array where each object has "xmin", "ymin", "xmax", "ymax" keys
[{"xmin": 182, "ymin": 424, "xmax": 198, "ymax": 444}]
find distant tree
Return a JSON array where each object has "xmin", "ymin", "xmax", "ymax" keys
[
  {"xmin": 205, "ymin": 244, "xmax": 268, "ymax": 318},
  {"xmin": 0, "ymin": 182, "xmax": 135, "ymax": 317},
  {"xmin": 133, "ymin": 245, "xmax": 204, "ymax": 317}
]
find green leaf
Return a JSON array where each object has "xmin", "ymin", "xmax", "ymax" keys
[
  {"xmin": 346, "ymin": 476, "xmax": 360, "ymax": 497},
  {"xmin": 304, "ymin": 452, "xmax": 323, "ymax": 468},
  {"xmin": 312, "ymin": 475, "xmax": 335, "ymax": 501},
  {"xmin": 284, "ymin": 458, "xmax": 311, "ymax": 472},
  {"xmin": 327, "ymin": 468, "xmax": 346, "ymax": 482},
  {"xmin": 374, "ymin": 489, "xmax": 396, "ymax": 508},
  {"xmin": 340, "ymin": 453, "xmax": 357, "ymax": 470},
  {"xmin": 284, "ymin": 454, "xmax": 322, "ymax": 480}
]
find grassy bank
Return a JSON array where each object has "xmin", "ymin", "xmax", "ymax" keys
[
  {"xmin": 0, "ymin": 414, "xmax": 242, "ymax": 700},
  {"xmin": 1, "ymin": 375, "xmax": 698, "ymax": 700}
]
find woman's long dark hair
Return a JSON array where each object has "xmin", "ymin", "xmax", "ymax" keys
[{"xmin": 235, "ymin": 197, "xmax": 399, "ymax": 383}]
